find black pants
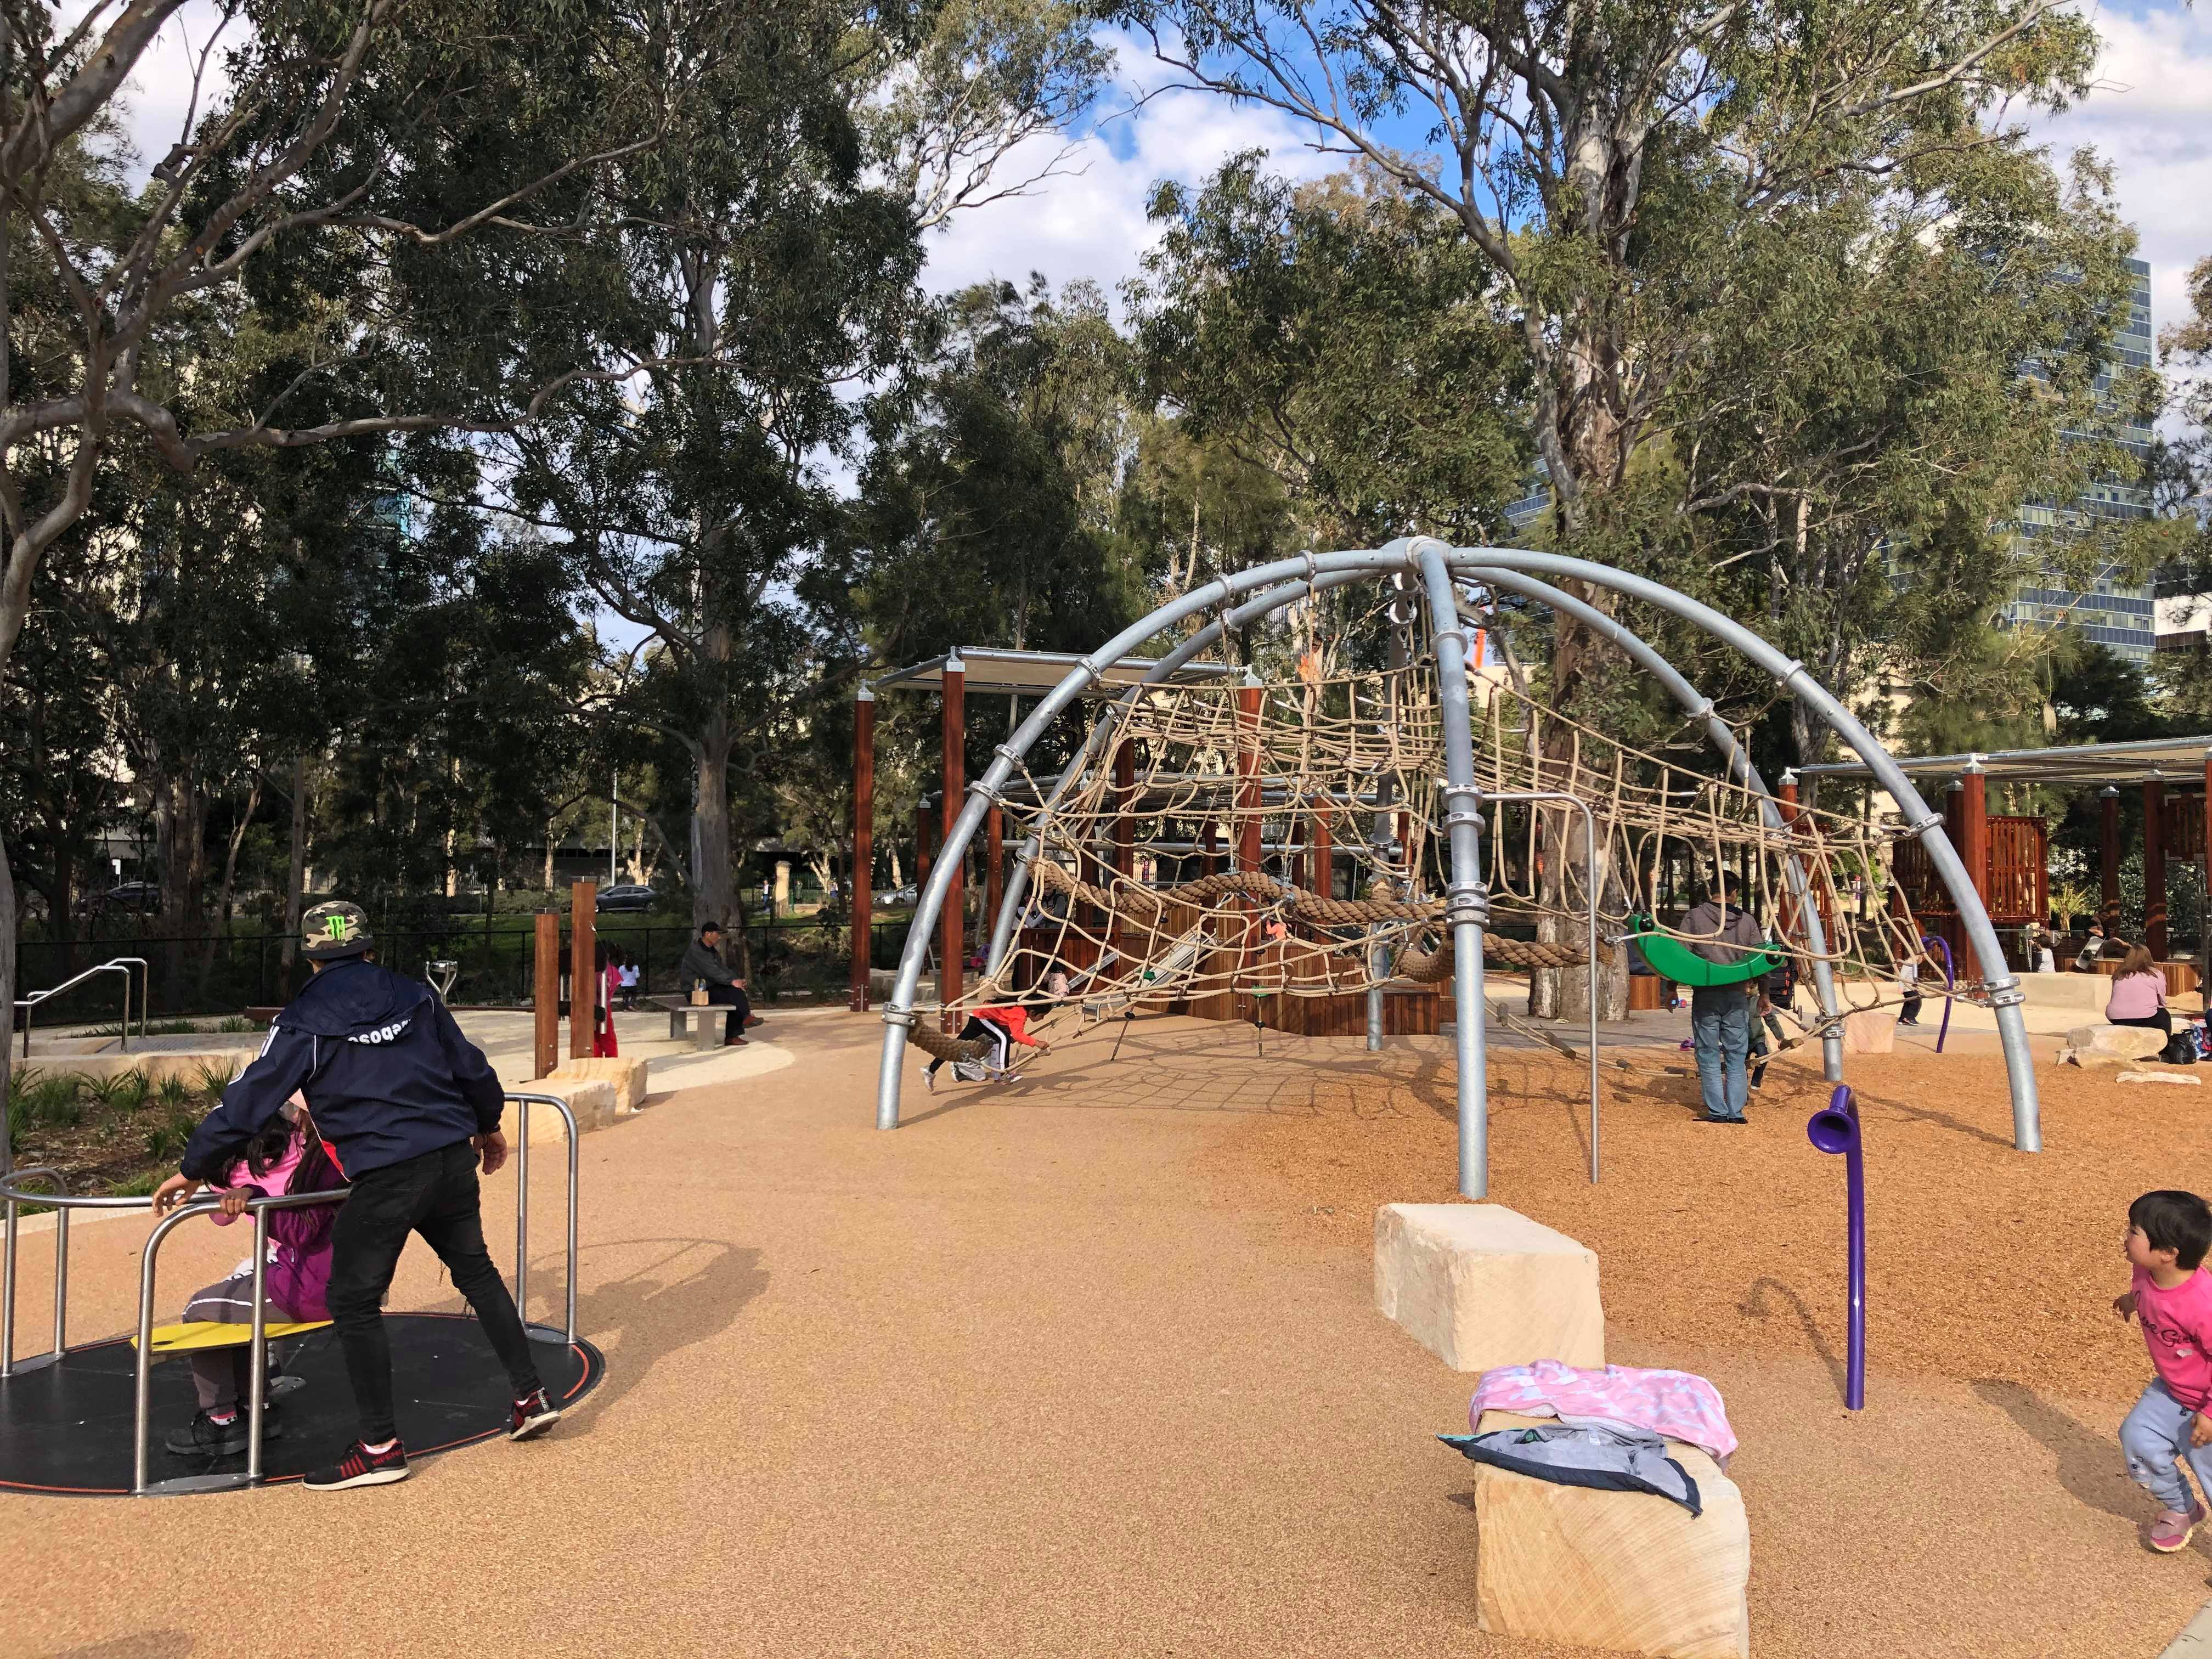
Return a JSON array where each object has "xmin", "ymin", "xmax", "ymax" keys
[
  {"xmin": 2112, "ymin": 1010, "xmax": 2174, "ymax": 1035},
  {"xmin": 706, "ymin": 981, "xmax": 752, "ymax": 1042},
  {"xmin": 325, "ymin": 1141, "xmax": 541, "ymax": 1443}
]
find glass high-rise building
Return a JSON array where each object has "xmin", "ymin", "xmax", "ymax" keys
[{"xmin": 1997, "ymin": 256, "xmax": 2156, "ymax": 659}]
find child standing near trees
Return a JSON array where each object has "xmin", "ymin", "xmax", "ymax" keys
[{"xmin": 2115, "ymin": 1190, "xmax": 2212, "ymax": 1551}]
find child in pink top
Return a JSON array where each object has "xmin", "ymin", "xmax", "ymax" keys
[{"xmin": 2116, "ymin": 1189, "xmax": 2212, "ymax": 1551}]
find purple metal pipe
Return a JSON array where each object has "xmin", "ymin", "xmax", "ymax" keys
[
  {"xmin": 1805, "ymin": 1084, "xmax": 1865, "ymax": 1410},
  {"xmin": 1922, "ymin": 933, "xmax": 1957, "ymax": 1054}
]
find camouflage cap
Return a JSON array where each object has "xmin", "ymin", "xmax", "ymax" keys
[{"xmin": 301, "ymin": 899, "xmax": 375, "ymax": 961}]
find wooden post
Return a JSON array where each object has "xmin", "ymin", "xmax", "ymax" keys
[
  {"xmin": 915, "ymin": 798, "xmax": 933, "ymax": 886},
  {"xmin": 1203, "ymin": 821, "xmax": 1221, "ymax": 878},
  {"xmin": 1235, "ymin": 680, "xmax": 1263, "ymax": 872},
  {"xmin": 2100, "ymin": 786, "xmax": 2121, "ymax": 932},
  {"xmin": 532, "ymin": 911, "xmax": 560, "ymax": 1079},
  {"xmin": 1776, "ymin": 774, "xmax": 1802, "ymax": 941},
  {"xmin": 569, "ymin": 881, "xmax": 596, "ymax": 1059},
  {"xmin": 1311, "ymin": 798, "xmax": 1333, "ymax": 900},
  {"xmin": 939, "ymin": 654, "xmax": 965, "ymax": 1020},
  {"xmin": 850, "ymin": 685, "xmax": 875, "ymax": 1012},
  {"xmin": 1959, "ymin": 763, "xmax": 1988, "ymax": 963},
  {"xmin": 2146, "ymin": 778, "xmax": 2168, "ymax": 958}
]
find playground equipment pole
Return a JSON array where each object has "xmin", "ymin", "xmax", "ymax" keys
[
  {"xmin": 1414, "ymin": 540, "xmax": 1492, "ymax": 1199},
  {"xmin": 1922, "ymin": 933, "xmax": 1956, "ymax": 1053},
  {"xmin": 1806, "ymin": 1085, "xmax": 1866, "ymax": 1410}
]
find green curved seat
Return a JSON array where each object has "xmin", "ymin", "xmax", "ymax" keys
[{"xmin": 1628, "ymin": 913, "xmax": 1781, "ymax": 988}]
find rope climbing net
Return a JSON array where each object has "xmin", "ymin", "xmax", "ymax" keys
[{"xmin": 912, "ymin": 604, "xmax": 1957, "ymax": 1061}]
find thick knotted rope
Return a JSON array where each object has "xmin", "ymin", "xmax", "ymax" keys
[
  {"xmin": 1025, "ymin": 858, "xmax": 1446, "ymax": 929},
  {"xmin": 1396, "ymin": 934, "xmax": 1591, "ymax": 981}
]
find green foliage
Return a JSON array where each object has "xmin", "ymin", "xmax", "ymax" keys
[{"xmin": 1129, "ymin": 158, "xmax": 1531, "ymax": 549}]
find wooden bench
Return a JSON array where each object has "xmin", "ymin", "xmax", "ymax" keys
[{"xmin": 648, "ymin": 996, "xmax": 729, "ymax": 1051}]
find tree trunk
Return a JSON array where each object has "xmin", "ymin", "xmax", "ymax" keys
[
  {"xmin": 1, "ymin": 843, "xmax": 15, "ymax": 1177},
  {"xmin": 199, "ymin": 776, "xmax": 262, "ymax": 1004},
  {"xmin": 543, "ymin": 818, "xmax": 557, "ymax": 893},
  {"xmin": 692, "ymin": 725, "xmax": 735, "ymax": 929},
  {"xmin": 153, "ymin": 764, "xmax": 211, "ymax": 1011},
  {"xmin": 281, "ymin": 754, "xmax": 309, "ymax": 978}
]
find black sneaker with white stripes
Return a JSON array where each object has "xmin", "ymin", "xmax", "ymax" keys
[
  {"xmin": 303, "ymin": 1440, "xmax": 410, "ymax": 1491},
  {"xmin": 510, "ymin": 1387, "xmax": 561, "ymax": 1441}
]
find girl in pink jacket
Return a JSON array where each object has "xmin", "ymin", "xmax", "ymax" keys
[{"xmin": 166, "ymin": 1098, "xmax": 342, "ymax": 1460}]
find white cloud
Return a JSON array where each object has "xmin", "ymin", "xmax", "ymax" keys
[
  {"xmin": 2029, "ymin": 2, "xmax": 2212, "ymax": 343},
  {"xmin": 917, "ymin": 36, "xmax": 1341, "ymax": 313}
]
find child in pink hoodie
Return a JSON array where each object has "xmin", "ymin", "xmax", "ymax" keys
[
  {"xmin": 2115, "ymin": 1189, "xmax": 2212, "ymax": 1551},
  {"xmin": 165, "ymin": 1097, "xmax": 342, "ymax": 1460}
]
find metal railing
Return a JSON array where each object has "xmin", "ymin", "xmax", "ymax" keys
[
  {"xmin": 15, "ymin": 956, "xmax": 148, "ymax": 1057},
  {"xmin": 0, "ymin": 1090, "xmax": 579, "ymax": 1496}
]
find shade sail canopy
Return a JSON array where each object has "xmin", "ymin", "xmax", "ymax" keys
[
  {"xmin": 1795, "ymin": 734, "xmax": 2212, "ymax": 789},
  {"xmin": 870, "ymin": 648, "xmax": 1243, "ymax": 699}
]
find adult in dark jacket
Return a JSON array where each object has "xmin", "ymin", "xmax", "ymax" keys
[
  {"xmin": 679, "ymin": 921, "xmax": 761, "ymax": 1046},
  {"xmin": 1680, "ymin": 873, "xmax": 1767, "ymax": 1125},
  {"xmin": 153, "ymin": 901, "xmax": 560, "ymax": 1491}
]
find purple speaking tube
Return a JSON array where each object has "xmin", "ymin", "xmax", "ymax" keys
[
  {"xmin": 1805, "ymin": 1084, "xmax": 1865, "ymax": 1410},
  {"xmin": 1921, "ymin": 933, "xmax": 1956, "ymax": 1054}
]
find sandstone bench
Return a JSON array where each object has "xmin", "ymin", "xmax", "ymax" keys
[
  {"xmin": 1469, "ymin": 1408, "xmax": 1750, "ymax": 1658},
  {"xmin": 1374, "ymin": 1203, "xmax": 1604, "ymax": 1372},
  {"xmin": 648, "ymin": 996, "xmax": 728, "ymax": 1051}
]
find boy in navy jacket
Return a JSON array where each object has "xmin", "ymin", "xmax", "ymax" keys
[{"xmin": 155, "ymin": 902, "xmax": 560, "ymax": 1489}]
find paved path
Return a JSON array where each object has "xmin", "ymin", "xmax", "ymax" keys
[{"xmin": 1, "ymin": 1009, "xmax": 2200, "ymax": 1657}]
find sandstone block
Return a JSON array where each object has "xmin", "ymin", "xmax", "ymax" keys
[
  {"xmin": 1471, "ymin": 1409, "xmax": 1750, "ymax": 1658},
  {"xmin": 516, "ymin": 1078, "xmax": 616, "ymax": 1139},
  {"xmin": 1374, "ymin": 1204, "xmax": 1603, "ymax": 1372},
  {"xmin": 2119, "ymin": 1071, "xmax": 2202, "ymax": 1086},
  {"xmin": 1841, "ymin": 1009, "xmax": 1895, "ymax": 1054},
  {"xmin": 2064, "ymin": 1023, "xmax": 2171, "ymax": 1060},
  {"xmin": 545, "ymin": 1056, "xmax": 653, "ymax": 1115}
]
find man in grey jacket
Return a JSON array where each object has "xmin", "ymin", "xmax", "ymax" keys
[
  {"xmin": 1681, "ymin": 871, "xmax": 1766, "ymax": 1124},
  {"xmin": 679, "ymin": 921, "xmax": 761, "ymax": 1046}
]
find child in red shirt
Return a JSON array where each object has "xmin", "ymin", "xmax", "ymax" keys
[{"xmin": 2116, "ymin": 1189, "xmax": 2212, "ymax": 1551}]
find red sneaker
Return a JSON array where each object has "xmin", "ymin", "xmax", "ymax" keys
[
  {"xmin": 303, "ymin": 1440, "xmax": 409, "ymax": 1491},
  {"xmin": 510, "ymin": 1387, "xmax": 562, "ymax": 1441}
]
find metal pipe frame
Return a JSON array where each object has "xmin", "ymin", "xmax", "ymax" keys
[
  {"xmin": 14, "ymin": 955, "xmax": 149, "ymax": 1063},
  {"xmin": 1482, "ymin": 791, "xmax": 1601, "ymax": 1182},
  {"xmin": 883, "ymin": 541, "xmax": 2035, "ymax": 1166},
  {"xmin": 2, "ymin": 1086, "xmax": 583, "ymax": 1496},
  {"xmin": 507, "ymin": 1091, "xmax": 582, "ymax": 1344},
  {"xmin": 1414, "ymin": 543, "xmax": 1492, "ymax": 1197},
  {"xmin": 1457, "ymin": 573, "xmax": 1847, "ymax": 1083}
]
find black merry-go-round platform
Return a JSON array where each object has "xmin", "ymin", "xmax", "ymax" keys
[{"xmin": 0, "ymin": 1312, "xmax": 603, "ymax": 1496}]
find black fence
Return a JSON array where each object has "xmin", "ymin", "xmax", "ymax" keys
[{"xmin": 15, "ymin": 915, "xmax": 919, "ymax": 1025}]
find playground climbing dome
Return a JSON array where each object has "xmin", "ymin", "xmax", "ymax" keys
[{"xmin": 872, "ymin": 540, "xmax": 2036, "ymax": 1198}]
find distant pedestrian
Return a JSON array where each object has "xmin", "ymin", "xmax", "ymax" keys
[
  {"xmin": 1896, "ymin": 951, "xmax": 1923, "ymax": 1026},
  {"xmin": 619, "ymin": 953, "xmax": 640, "ymax": 1011},
  {"xmin": 1682, "ymin": 870, "xmax": 1763, "ymax": 1125},
  {"xmin": 592, "ymin": 943, "xmax": 619, "ymax": 1058},
  {"xmin": 680, "ymin": 921, "xmax": 762, "ymax": 1047}
]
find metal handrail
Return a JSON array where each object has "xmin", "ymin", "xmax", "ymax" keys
[
  {"xmin": 14, "ymin": 956, "xmax": 149, "ymax": 1058},
  {"xmin": 0, "ymin": 1088, "xmax": 583, "ymax": 1497}
]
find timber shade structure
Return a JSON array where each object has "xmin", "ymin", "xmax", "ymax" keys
[
  {"xmin": 1798, "ymin": 735, "xmax": 2212, "ymax": 959},
  {"xmin": 868, "ymin": 648, "xmax": 1243, "ymax": 698}
]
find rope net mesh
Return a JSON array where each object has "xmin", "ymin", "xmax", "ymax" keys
[{"xmin": 932, "ymin": 606, "xmax": 1953, "ymax": 1046}]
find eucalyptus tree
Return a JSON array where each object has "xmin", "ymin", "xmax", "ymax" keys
[{"xmin": 0, "ymin": 0, "xmax": 707, "ymax": 1129}]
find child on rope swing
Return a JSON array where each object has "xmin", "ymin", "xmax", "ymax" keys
[{"xmin": 925, "ymin": 1001, "xmax": 1054, "ymax": 1090}]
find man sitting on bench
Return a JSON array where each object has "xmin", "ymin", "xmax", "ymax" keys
[{"xmin": 679, "ymin": 920, "xmax": 763, "ymax": 1047}]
